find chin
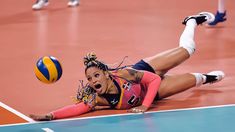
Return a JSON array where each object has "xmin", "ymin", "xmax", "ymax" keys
[
  {"xmin": 97, "ymin": 92, "xmax": 102, "ymax": 95},
  {"xmin": 97, "ymin": 91, "xmax": 104, "ymax": 95},
  {"xmin": 95, "ymin": 89, "xmax": 103, "ymax": 95},
  {"xmin": 99, "ymin": 88, "xmax": 106, "ymax": 95}
]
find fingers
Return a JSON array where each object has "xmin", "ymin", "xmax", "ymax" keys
[
  {"xmin": 127, "ymin": 108, "xmax": 145, "ymax": 113},
  {"xmin": 127, "ymin": 105, "xmax": 149, "ymax": 113},
  {"xmin": 29, "ymin": 114, "xmax": 40, "ymax": 121},
  {"xmin": 29, "ymin": 114, "xmax": 53, "ymax": 121},
  {"xmin": 29, "ymin": 114, "xmax": 39, "ymax": 119}
]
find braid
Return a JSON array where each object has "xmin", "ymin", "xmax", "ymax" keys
[
  {"xmin": 84, "ymin": 53, "xmax": 134, "ymax": 72},
  {"xmin": 108, "ymin": 56, "xmax": 133, "ymax": 71},
  {"xmin": 84, "ymin": 52, "xmax": 97, "ymax": 66},
  {"xmin": 84, "ymin": 52, "xmax": 108, "ymax": 71}
]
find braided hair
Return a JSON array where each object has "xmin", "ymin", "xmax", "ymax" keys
[
  {"xmin": 84, "ymin": 52, "xmax": 109, "ymax": 72},
  {"xmin": 84, "ymin": 52, "xmax": 134, "ymax": 73},
  {"xmin": 83, "ymin": 52, "xmax": 135, "ymax": 83}
]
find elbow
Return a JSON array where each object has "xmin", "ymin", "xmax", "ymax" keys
[{"xmin": 141, "ymin": 71, "xmax": 161, "ymax": 84}]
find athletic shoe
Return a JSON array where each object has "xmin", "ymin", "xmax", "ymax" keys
[
  {"xmin": 182, "ymin": 12, "xmax": 215, "ymax": 25},
  {"xmin": 68, "ymin": 0, "xmax": 79, "ymax": 7},
  {"xmin": 32, "ymin": 0, "xmax": 49, "ymax": 10},
  {"xmin": 203, "ymin": 71, "xmax": 225, "ymax": 84},
  {"xmin": 208, "ymin": 11, "xmax": 227, "ymax": 26}
]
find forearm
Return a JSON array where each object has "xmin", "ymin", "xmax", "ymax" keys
[
  {"xmin": 141, "ymin": 71, "xmax": 161, "ymax": 108},
  {"xmin": 51, "ymin": 102, "xmax": 92, "ymax": 119}
]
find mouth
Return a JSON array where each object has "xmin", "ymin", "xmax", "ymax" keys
[{"xmin": 94, "ymin": 84, "xmax": 102, "ymax": 89}]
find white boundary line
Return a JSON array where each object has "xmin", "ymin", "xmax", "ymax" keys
[
  {"xmin": 42, "ymin": 128, "xmax": 54, "ymax": 132},
  {"xmin": 1, "ymin": 103, "xmax": 235, "ymax": 127},
  {"xmin": 0, "ymin": 102, "xmax": 35, "ymax": 123}
]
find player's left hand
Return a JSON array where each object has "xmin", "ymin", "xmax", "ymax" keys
[
  {"xmin": 127, "ymin": 105, "xmax": 148, "ymax": 113},
  {"xmin": 29, "ymin": 114, "xmax": 53, "ymax": 121}
]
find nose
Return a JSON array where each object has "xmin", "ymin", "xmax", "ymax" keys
[{"xmin": 91, "ymin": 78, "xmax": 97, "ymax": 84}]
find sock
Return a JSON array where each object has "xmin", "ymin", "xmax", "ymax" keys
[
  {"xmin": 179, "ymin": 19, "xmax": 197, "ymax": 56},
  {"xmin": 191, "ymin": 73, "xmax": 206, "ymax": 87},
  {"xmin": 218, "ymin": 0, "xmax": 225, "ymax": 13}
]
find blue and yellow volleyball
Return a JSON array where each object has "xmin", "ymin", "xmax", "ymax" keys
[{"xmin": 34, "ymin": 56, "xmax": 63, "ymax": 84}]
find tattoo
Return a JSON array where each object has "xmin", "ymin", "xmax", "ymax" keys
[
  {"xmin": 126, "ymin": 69, "xmax": 137, "ymax": 76},
  {"xmin": 126, "ymin": 69, "xmax": 143, "ymax": 83}
]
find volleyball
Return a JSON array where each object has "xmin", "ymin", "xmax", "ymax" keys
[{"xmin": 34, "ymin": 56, "xmax": 63, "ymax": 84}]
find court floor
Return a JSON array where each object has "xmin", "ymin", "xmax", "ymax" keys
[
  {"xmin": 1, "ymin": 105, "xmax": 235, "ymax": 132},
  {"xmin": 0, "ymin": 0, "xmax": 235, "ymax": 130}
]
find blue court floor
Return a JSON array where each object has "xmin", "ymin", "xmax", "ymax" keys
[{"xmin": 1, "ymin": 105, "xmax": 234, "ymax": 132}]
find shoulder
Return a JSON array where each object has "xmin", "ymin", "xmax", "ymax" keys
[
  {"xmin": 113, "ymin": 68, "xmax": 142, "ymax": 75},
  {"xmin": 113, "ymin": 68, "xmax": 144, "ymax": 83}
]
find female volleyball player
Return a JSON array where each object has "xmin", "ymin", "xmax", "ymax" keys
[{"xmin": 30, "ymin": 12, "xmax": 225, "ymax": 121}]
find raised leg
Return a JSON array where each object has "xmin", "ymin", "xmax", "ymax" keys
[{"xmin": 143, "ymin": 12, "xmax": 215, "ymax": 76}]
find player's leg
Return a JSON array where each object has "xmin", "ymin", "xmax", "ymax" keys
[
  {"xmin": 209, "ymin": 0, "xmax": 226, "ymax": 26},
  {"xmin": 157, "ymin": 71, "xmax": 225, "ymax": 99},
  {"xmin": 32, "ymin": 0, "xmax": 49, "ymax": 10},
  {"xmin": 68, "ymin": 0, "xmax": 79, "ymax": 7},
  {"xmin": 143, "ymin": 12, "xmax": 215, "ymax": 76}
]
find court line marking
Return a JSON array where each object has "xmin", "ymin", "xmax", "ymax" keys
[
  {"xmin": 1, "ymin": 103, "xmax": 235, "ymax": 127},
  {"xmin": 0, "ymin": 101, "xmax": 35, "ymax": 123},
  {"xmin": 42, "ymin": 128, "xmax": 54, "ymax": 132}
]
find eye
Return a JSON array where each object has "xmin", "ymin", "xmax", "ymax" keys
[
  {"xmin": 87, "ymin": 77, "xmax": 91, "ymax": 81},
  {"xmin": 94, "ymin": 73, "xmax": 100, "ymax": 78}
]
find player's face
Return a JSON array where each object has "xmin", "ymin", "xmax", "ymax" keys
[{"xmin": 85, "ymin": 67, "xmax": 109, "ymax": 95}]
